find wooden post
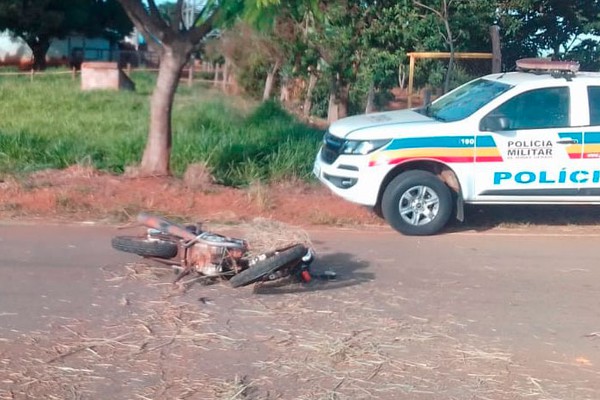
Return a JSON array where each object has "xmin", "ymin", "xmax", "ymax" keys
[
  {"xmin": 407, "ymin": 54, "xmax": 415, "ymax": 108},
  {"xmin": 490, "ymin": 25, "xmax": 502, "ymax": 73},
  {"xmin": 72, "ymin": 67, "xmax": 76, "ymax": 80},
  {"xmin": 30, "ymin": 69, "xmax": 34, "ymax": 82},
  {"xmin": 406, "ymin": 52, "xmax": 494, "ymax": 108},
  {"xmin": 127, "ymin": 63, "xmax": 132, "ymax": 75}
]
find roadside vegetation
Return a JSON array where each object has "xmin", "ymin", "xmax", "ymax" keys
[{"xmin": 0, "ymin": 72, "xmax": 322, "ymax": 186}]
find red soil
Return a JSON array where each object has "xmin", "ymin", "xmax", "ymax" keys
[{"xmin": 0, "ymin": 166, "xmax": 382, "ymax": 227}]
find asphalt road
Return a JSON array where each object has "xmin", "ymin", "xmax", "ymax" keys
[{"xmin": 1, "ymin": 222, "xmax": 600, "ymax": 399}]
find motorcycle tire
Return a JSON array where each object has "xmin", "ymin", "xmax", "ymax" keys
[
  {"xmin": 229, "ymin": 244, "xmax": 307, "ymax": 288},
  {"xmin": 111, "ymin": 236, "xmax": 178, "ymax": 259}
]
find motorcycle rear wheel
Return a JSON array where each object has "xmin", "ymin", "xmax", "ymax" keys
[
  {"xmin": 111, "ymin": 236, "xmax": 178, "ymax": 259},
  {"xmin": 229, "ymin": 244, "xmax": 307, "ymax": 288}
]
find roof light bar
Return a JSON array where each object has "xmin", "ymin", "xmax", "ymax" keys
[{"xmin": 516, "ymin": 58, "xmax": 580, "ymax": 73}]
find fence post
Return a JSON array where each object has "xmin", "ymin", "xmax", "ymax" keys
[
  {"xmin": 72, "ymin": 67, "xmax": 76, "ymax": 80},
  {"xmin": 188, "ymin": 58, "xmax": 194, "ymax": 87},
  {"xmin": 221, "ymin": 60, "xmax": 229, "ymax": 91},
  {"xmin": 30, "ymin": 69, "xmax": 34, "ymax": 82},
  {"xmin": 213, "ymin": 64, "xmax": 220, "ymax": 86},
  {"xmin": 407, "ymin": 54, "xmax": 416, "ymax": 108}
]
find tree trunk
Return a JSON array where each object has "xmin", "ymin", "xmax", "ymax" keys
[
  {"xmin": 327, "ymin": 75, "xmax": 349, "ymax": 123},
  {"xmin": 365, "ymin": 82, "xmax": 376, "ymax": 114},
  {"xmin": 443, "ymin": 19, "xmax": 454, "ymax": 94},
  {"xmin": 279, "ymin": 76, "xmax": 290, "ymax": 104},
  {"xmin": 140, "ymin": 47, "xmax": 188, "ymax": 176},
  {"xmin": 263, "ymin": 60, "xmax": 280, "ymax": 101},
  {"xmin": 327, "ymin": 91, "xmax": 339, "ymax": 123},
  {"xmin": 444, "ymin": 50, "xmax": 454, "ymax": 94},
  {"xmin": 553, "ymin": 44, "xmax": 561, "ymax": 59},
  {"xmin": 490, "ymin": 25, "xmax": 502, "ymax": 73},
  {"xmin": 303, "ymin": 72, "xmax": 318, "ymax": 117},
  {"xmin": 222, "ymin": 58, "xmax": 230, "ymax": 91},
  {"xmin": 213, "ymin": 64, "xmax": 222, "ymax": 86},
  {"xmin": 338, "ymin": 84, "xmax": 349, "ymax": 119},
  {"xmin": 398, "ymin": 64, "xmax": 406, "ymax": 89},
  {"xmin": 28, "ymin": 38, "xmax": 50, "ymax": 71}
]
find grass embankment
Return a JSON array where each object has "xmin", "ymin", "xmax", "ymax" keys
[{"xmin": 0, "ymin": 71, "xmax": 322, "ymax": 186}]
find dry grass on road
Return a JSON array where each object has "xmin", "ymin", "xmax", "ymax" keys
[{"xmin": 3, "ymin": 255, "xmax": 596, "ymax": 400}]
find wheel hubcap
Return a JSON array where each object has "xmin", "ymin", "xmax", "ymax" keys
[{"xmin": 398, "ymin": 185, "xmax": 440, "ymax": 226}]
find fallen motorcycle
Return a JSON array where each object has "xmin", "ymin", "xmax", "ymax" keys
[{"xmin": 111, "ymin": 213, "xmax": 314, "ymax": 287}]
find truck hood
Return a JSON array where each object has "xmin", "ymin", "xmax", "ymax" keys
[{"xmin": 329, "ymin": 109, "xmax": 434, "ymax": 139}]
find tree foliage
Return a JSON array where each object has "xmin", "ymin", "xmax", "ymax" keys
[
  {"xmin": 497, "ymin": 0, "xmax": 600, "ymax": 68},
  {"xmin": 235, "ymin": 0, "xmax": 600, "ymax": 116},
  {"xmin": 8, "ymin": 0, "xmax": 600, "ymax": 176}
]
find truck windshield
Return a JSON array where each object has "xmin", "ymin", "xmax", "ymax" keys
[{"xmin": 418, "ymin": 78, "xmax": 513, "ymax": 122}]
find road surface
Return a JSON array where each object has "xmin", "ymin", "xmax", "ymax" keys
[{"xmin": 1, "ymin": 222, "xmax": 599, "ymax": 399}]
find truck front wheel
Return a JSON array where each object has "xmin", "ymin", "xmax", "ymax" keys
[{"xmin": 381, "ymin": 170, "xmax": 452, "ymax": 236}]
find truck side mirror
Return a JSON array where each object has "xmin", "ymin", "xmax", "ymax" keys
[{"xmin": 480, "ymin": 115, "xmax": 510, "ymax": 131}]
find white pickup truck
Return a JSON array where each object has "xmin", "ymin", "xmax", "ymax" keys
[{"xmin": 313, "ymin": 59, "xmax": 600, "ymax": 235}]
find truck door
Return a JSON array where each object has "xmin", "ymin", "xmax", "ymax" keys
[
  {"xmin": 475, "ymin": 86, "xmax": 581, "ymax": 200},
  {"xmin": 578, "ymin": 85, "xmax": 600, "ymax": 197}
]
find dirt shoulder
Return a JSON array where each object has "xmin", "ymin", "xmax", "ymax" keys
[
  {"xmin": 4, "ymin": 165, "xmax": 600, "ymax": 234},
  {"xmin": 0, "ymin": 166, "xmax": 382, "ymax": 227}
]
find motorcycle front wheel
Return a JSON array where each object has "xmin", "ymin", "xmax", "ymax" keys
[
  {"xmin": 229, "ymin": 244, "xmax": 308, "ymax": 288},
  {"xmin": 111, "ymin": 236, "xmax": 178, "ymax": 259}
]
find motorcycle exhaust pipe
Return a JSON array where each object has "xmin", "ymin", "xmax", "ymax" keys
[{"xmin": 137, "ymin": 212, "xmax": 197, "ymax": 242}]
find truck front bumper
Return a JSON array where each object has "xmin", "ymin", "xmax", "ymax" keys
[{"xmin": 313, "ymin": 149, "xmax": 387, "ymax": 207}]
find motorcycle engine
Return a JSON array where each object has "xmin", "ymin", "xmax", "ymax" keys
[{"xmin": 188, "ymin": 243, "xmax": 243, "ymax": 276}]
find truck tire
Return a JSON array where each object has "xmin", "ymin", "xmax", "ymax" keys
[
  {"xmin": 381, "ymin": 170, "xmax": 452, "ymax": 236},
  {"xmin": 111, "ymin": 236, "xmax": 178, "ymax": 259}
]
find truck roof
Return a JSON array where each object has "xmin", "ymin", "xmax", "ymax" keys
[{"xmin": 483, "ymin": 71, "xmax": 600, "ymax": 87}]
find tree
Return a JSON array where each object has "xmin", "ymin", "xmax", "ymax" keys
[
  {"xmin": 242, "ymin": 0, "xmax": 321, "ymax": 103},
  {"xmin": 116, "ymin": 0, "xmax": 241, "ymax": 176},
  {"xmin": 0, "ymin": 0, "xmax": 132, "ymax": 70},
  {"xmin": 413, "ymin": 0, "xmax": 455, "ymax": 94},
  {"xmin": 497, "ymin": 0, "xmax": 600, "ymax": 68},
  {"xmin": 313, "ymin": 0, "xmax": 368, "ymax": 121},
  {"xmin": 215, "ymin": 21, "xmax": 286, "ymax": 100},
  {"xmin": 413, "ymin": 0, "xmax": 496, "ymax": 93}
]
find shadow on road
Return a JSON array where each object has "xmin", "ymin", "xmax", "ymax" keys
[
  {"xmin": 252, "ymin": 252, "xmax": 373, "ymax": 295},
  {"xmin": 445, "ymin": 204, "xmax": 600, "ymax": 233}
]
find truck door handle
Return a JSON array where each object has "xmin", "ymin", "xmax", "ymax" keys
[{"xmin": 556, "ymin": 139, "xmax": 577, "ymax": 144}]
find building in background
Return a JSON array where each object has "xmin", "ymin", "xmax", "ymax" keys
[{"xmin": 0, "ymin": 30, "xmax": 113, "ymax": 69}]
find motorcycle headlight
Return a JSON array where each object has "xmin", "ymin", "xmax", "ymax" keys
[{"xmin": 341, "ymin": 139, "xmax": 390, "ymax": 155}]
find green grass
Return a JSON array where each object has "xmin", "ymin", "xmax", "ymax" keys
[{"xmin": 0, "ymin": 70, "xmax": 323, "ymax": 186}]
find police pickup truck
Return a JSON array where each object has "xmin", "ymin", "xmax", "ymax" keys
[{"xmin": 313, "ymin": 59, "xmax": 600, "ymax": 235}]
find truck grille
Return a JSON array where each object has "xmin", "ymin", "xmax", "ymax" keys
[{"xmin": 321, "ymin": 132, "xmax": 345, "ymax": 164}]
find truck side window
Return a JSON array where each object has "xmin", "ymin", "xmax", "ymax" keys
[
  {"xmin": 489, "ymin": 87, "xmax": 570, "ymax": 130},
  {"xmin": 588, "ymin": 86, "xmax": 600, "ymax": 125}
]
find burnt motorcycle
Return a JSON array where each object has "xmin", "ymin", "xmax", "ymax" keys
[{"xmin": 111, "ymin": 213, "xmax": 314, "ymax": 287}]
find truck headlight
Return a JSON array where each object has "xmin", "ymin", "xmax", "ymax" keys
[{"xmin": 341, "ymin": 139, "xmax": 390, "ymax": 155}]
